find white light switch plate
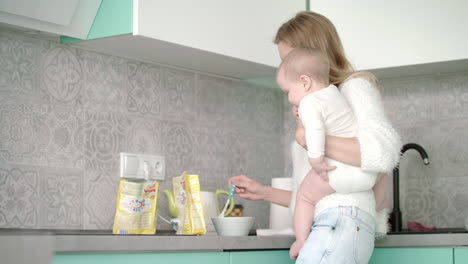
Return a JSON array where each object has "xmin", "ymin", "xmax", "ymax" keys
[{"xmin": 120, "ymin": 152, "xmax": 165, "ymax": 180}]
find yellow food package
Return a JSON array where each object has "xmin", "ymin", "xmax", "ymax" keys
[
  {"xmin": 113, "ymin": 179, "xmax": 159, "ymax": 234},
  {"xmin": 174, "ymin": 172, "xmax": 206, "ymax": 235},
  {"xmin": 172, "ymin": 174, "xmax": 186, "ymax": 221}
]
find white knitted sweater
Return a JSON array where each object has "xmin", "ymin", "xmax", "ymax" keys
[{"xmin": 289, "ymin": 78, "xmax": 402, "ymax": 233}]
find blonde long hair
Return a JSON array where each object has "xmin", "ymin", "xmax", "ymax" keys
[{"xmin": 274, "ymin": 11, "xmax": 376, "ymax": 87}]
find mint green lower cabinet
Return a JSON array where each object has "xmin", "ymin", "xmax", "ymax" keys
[
  {"xmin": 369, "ymin": 248, "xmax": 453, "ymax": 264},
  {"xmin": 54, "ymin": 248, "xmax": 459, "ymax": 264},
  {"xmin": 53, "ymin": 251, "xmax": 293, "ymax": 264},
  {"xmin": 53, "ymin": 252, "xmax": 230, "ymax": 264},
  {"xmin": 230, "ymin": 250, "xmax": 294, "ymax": 264},
  {"xmin": 455, "ymin": 248, "xmax": 468, "ymax": 264}
]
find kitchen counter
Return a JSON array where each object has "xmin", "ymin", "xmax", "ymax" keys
[
  {"xmin": 0, "ymin": 229, "xmax": 295, "ymax": 252},
  {"xmin": 2, "ymin": 229, "xmax": 468, "ymax": 264},
  {"xmin": 377, "ymin": 233, "xmax": 468, "ymax": 248}
]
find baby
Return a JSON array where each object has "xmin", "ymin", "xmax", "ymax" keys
[{"xmin": 276, "ymin": 48, "xmax": 388, "ymax": 258}]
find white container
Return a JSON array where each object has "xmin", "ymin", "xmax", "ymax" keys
[
  {"xmin": 212, "ymin": 217, "xmax": 254, "ymax": 236},
  {"xmin": 269, "ymin": 178, "xmax": 294, "ymax": 229},
  {"xmin": 201, "ymin": 190, "xmax": 234, "ymax": 234}
]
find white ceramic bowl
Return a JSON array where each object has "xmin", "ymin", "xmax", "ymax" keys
[{"xmin": 211, "ymin": 216, "xmax": 255, "ymax": 236}]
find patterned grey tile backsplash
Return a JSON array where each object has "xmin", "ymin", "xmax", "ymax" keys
[
  {"xmin": 0, "ymin": 102, "xmax": 84, "ymax": 168},
  {"xmin": 126, "ymin": 117, "xmax": 163, "ymax": 155},
  {"xmin": 79, "ymin": 110, "xmax": 130, "ymax": 171},
  {"xmin": 160, "ymin": 121, "xmax": 198, "ymax": 179},
  {"xmin": 83, "ymin": 170, "xmax": 119, "ymax": 230},
  {"xmin": 80, "ymin": 51, "xmax": 126, "ymax": 113},
  {"xmin": 380, "ymin": 76, "xmax": 438, "ymax": 126},
  {"xmin": 435, "ymin": 73, "xmax": 468, "ymax": 121},
  {"xmin": 41, "ymin": 167, "xmax": 83, "ymax": 229},
  {"xmin": 0, "ymin": 165, "xmax": 40, "ymax": 228},
  {"xmin": 126, "ymin": 62, "xmax": 162, "ymax": 116},
  {"xmin": 0, "ymin": 164, "xmax": 83, "ymax": 229},
  {"xmin": 40, "ymin": 45, "xmax": 83, "ymax": 105},
  {"xmin": 3, "ymin": 28, "xmax": 467, "ymax": 231},
  {"xmin": 225, "ymin": 131, "xmax": 256, "ymax": 179},
  {"xmin": 0, "ymin": 30, "xmax": 284, "ymax": 230},
  {"xmin": 197, "ymin": 75, "xmax": 229, "ymax": 125},
  {"xmin": 381, "ymin": 73, "xmax": 468, "ymax": 228},
  {"xmin": 0, "ymin": 36, "xmax": 37, "ymax": 95}
]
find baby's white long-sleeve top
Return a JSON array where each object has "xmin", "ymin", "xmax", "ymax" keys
[
  {"xmin": 298, "ymin": 84, "xmax": 357, "ymax": 159},
  {"xmin": 298, "ymin": 84, "xmax": 378, "ymax": 194},
  {"xmin": 290, "ymin": 77, "xmax": 402, "ymax": 220}
]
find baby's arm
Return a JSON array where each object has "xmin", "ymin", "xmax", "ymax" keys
[
  {"xmin": 290, "ymin": 169, "xmax": 335, "ymax": 260},
  {"xmin": 308, "ymin": 156, "xmax": 335, "ymax": 180},
  {"xmin": 299, "ymin": 99, "xmax": 336, "ymax": 175}
]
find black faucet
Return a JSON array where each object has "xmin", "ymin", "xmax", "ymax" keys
[{"xmin": 390, "ymin": 143, "xmax": 430, "ymax": 232}]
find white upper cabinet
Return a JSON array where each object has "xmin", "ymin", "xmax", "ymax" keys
[
  {"xmin": 135, "ymin": 0, "xmax": 302, "ymax": 73},
  {"xmin": 62, "ymin": 0, "xmax": 306, "ymax": 80},
  {"xmin": 311, "ymin": 0, "xmax": 468, "ymax": 76},
  {"xmin": 0, "ymin": 0, "xmax": 102, "ymax": 39},
  {"xmin": 0, "ymin": 0, "xmax": 79, "ymax": 26}
]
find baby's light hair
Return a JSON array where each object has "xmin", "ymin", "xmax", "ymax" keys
[{"xmin": 278, "ymin": 48, "xmax": 330, "ymax": 85}]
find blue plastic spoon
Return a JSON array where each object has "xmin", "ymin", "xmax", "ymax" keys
[{"xmin": 218, "ymin": 184, "xmax": 236, "ymax": 217}]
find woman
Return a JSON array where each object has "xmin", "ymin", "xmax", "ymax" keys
[{"xmin": 229, "ymin": 11, "xmax": 401, "ymax": 263}]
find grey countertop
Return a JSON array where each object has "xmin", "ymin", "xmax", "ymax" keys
[{"xmin": 2, "ymin": 229, "xmax": 468, "ymax": 264}]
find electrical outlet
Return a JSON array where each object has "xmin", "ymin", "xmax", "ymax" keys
[
  {"xmin": 147, "ymin": 155, "xmax": 165, "ymax": 180},
  {"xmin": 120, "ymin": 153, "xmax": 165, "ymax": 180},
  {"xmin": 153, "ymin": 158, "xmax": 165, "ymax": 179}
]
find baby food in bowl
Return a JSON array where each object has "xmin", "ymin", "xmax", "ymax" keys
[{"xmin": 211, "ymin": 216, "xmax": 255, "ymax": 236}]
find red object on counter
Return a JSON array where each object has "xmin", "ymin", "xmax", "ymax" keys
[{"xmin": 407, "ymin": 221, "xmax": 436, "ymax": 232}]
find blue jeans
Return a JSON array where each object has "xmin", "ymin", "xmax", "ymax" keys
[{"xmin": 296, "ymin": 206, "xmax": 375, "ymax": 264}]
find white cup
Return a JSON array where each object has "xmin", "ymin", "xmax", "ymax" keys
[
  {"xmin": 201, "ymin": 191, "xmax": 218, "ymax": 233},
  {"xmin": 201, "ymin": 191, "xmax": 235, "ymax": 233}
]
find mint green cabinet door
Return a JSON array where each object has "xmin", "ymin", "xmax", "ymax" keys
[
  {"xmin": 230, "ymin": 250, "xmax": 294, "ymax": 264},
  {"xmin": 455, "ymin": 248, "xmax": 468, "ymax": 264},
  {"xmin": 53, "ymin": 252, "xmax": 229, "ymax": 264},
  {"xmin": 369, "ymin": 248, "xmax": 453, "ymax": 264}
]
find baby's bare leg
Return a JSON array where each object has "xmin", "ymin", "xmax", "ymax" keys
[
  {"xmin": 373, "ymin": 173, "xmax": 389, "ymax": 211},
  {"xmin": 294, "ymin": 169, "xmax": 335, "ymax": 243},
  {"xmin": 291, "ymin": 169, "xmax": 334, "ymax": 259}
]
